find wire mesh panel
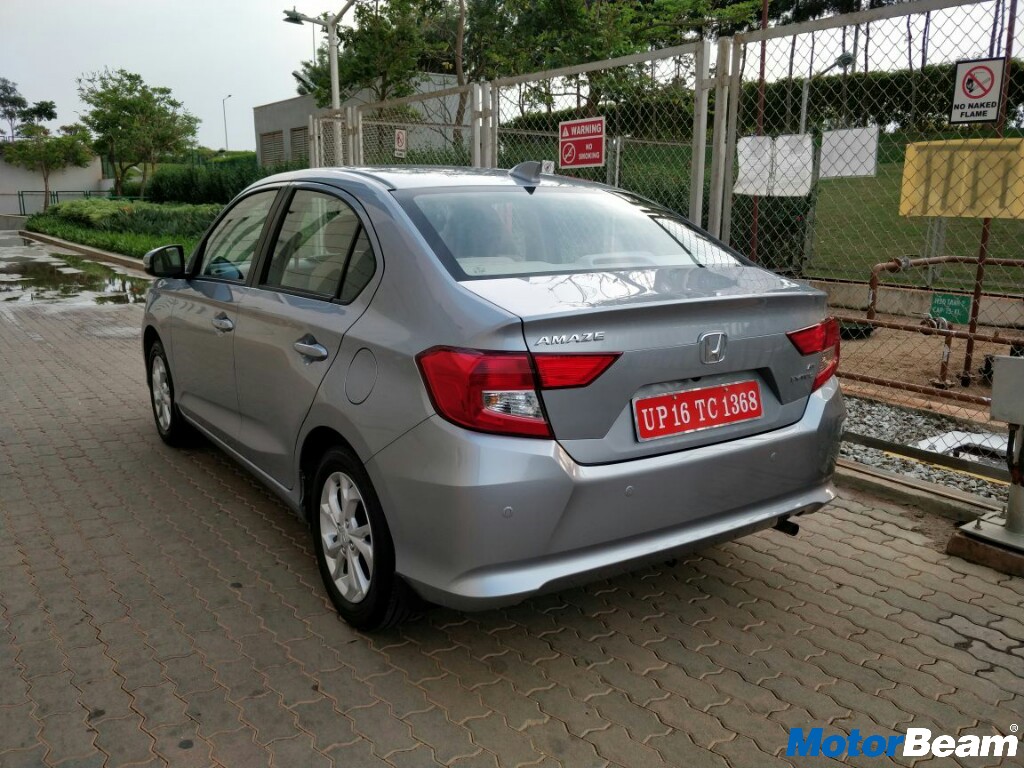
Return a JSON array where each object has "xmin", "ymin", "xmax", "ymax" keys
[
  {"xmin": 491, "ymin": 43, "xmax": 710, "ymax": 223},
  {"xmin": 722, "ymin": 0, "xmax": 1023, "ymax": 489},
  {"xmin": 313, "ymin": 116, "xmax": 346, "ymax": 167},
  {"xmin": 358, "ymin": 85, "xmax": 476, "ymax": 167}
]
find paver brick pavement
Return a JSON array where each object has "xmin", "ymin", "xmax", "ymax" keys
[{"xmin": 1, "ymin": 299, "xmax": 1023, "ymax": 767}]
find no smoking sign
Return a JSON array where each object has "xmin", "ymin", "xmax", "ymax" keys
[
  {"xmin": 558, "ymin": 117, "xmax": 605, "ymax": 169},
  {"xmin": 950, "ymin": 57, "xmax": 1005, "ymax": 124}
]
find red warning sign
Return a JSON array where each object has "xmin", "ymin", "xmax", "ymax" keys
[
  {"xmin": 558, "ymin": 117, "xmax": 605, "ymax": 169},
  {"xmin": 950, "ymin": 58, "xmax": 1005, "ymax": 124}
]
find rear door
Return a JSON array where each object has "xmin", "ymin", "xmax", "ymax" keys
[
  {"xmin": 168, "ymin": 189, "xmax": 279, "ymax": 446},
  {"xmin": 232, "ymin": 185, "xmax": 380, "ymax": 487}
]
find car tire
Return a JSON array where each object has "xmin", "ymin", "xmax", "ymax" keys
[
  {"xmin": 310, "ymin": 446, "xmax": 417, "ymax": 630},
  {"xmin": 147, "ymin": 340, "xmax": 193, "ymax": 447}
]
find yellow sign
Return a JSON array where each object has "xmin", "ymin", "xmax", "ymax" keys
[{"xmin": 899, "ymin": 138, "xmax": 1024, "ymax": 219}]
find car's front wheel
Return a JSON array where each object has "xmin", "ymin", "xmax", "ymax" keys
[
  {"xmin": 311, "ymin": 447, "xmax": 416, "ymax": 630},
  {"xmin": 147, "ymin": 340, "xmax": 192, "ymax": 447}
]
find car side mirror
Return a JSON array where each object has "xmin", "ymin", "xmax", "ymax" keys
[{"xmin": 143, "ymin": 245, "xmax": 186, "ymax": 278}]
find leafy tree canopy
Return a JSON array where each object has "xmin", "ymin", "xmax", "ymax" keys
[
  {"xmin": 4, "ymin": 123, "xmax": 93, "ymax": 210},
  {"xmin": 77, "ymin": 68, "xmax": 199, "ymax": 195}
]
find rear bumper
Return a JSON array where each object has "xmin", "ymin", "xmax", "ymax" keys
[{"xmin": 367, "ymin": 378, "xmax": 844, "ymax": 610}]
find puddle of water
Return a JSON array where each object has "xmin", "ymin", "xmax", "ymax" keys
[{"xmin": 0, "ymin": 248, "xmax": 150, "ymax": 306}]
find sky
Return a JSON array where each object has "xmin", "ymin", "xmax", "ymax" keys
[{"xmin": 0, "ymin": 0, "xmax": 330, "ymax": 151}]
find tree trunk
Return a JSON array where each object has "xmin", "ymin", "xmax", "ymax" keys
[
  {"xmin": 787, "ymin": 35, "xmax": 797, "ymax": 132},
  {"xmin": 139, "ymin": 163, "xmax": 150, "ymax": 199},
  {"xmin": 990, "ymin": 0, "xmax": 1003, "ymax": 56},
  {"xmin": 41, "ymin": 167, "xmax": 50, "ymax": 212},
  {"xmin": 864, "ymin": 23, "xmax": 870, "ymax": 73},
  {"xmin": 452, "ymin": 0, "xmax": 467, "ymax": 149},
  {"xmin": 906, "ymin": 17, "xmax": 914, "ymax": 72},
  {"xmin": 921, "ymin": 12, "xmax": 931, "ymax": 69}
]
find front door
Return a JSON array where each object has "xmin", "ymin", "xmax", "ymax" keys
[
  {"xmin": 169, "ymin": 190, "xmax": 279, "ymax": 447},
  {"xmin": 233, "ymin": 186, "xmax": 379, "ymax": 487}
]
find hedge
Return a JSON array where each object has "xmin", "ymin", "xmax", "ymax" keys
[
  {"xmin": 146, "ymin": 157, "xmax": 308, "ymax": 204},
  {"xmin": 26, "ymin": 198, "xmax": 219, "ymax": 258}
]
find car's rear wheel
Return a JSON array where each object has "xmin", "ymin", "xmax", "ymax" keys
[
  {"xmin": 148, "ymin": 341, "xmax": 192, "ymax": 447},
  {"xmin": 310, "ymin": 446, "xmax": 416, "ymax": 630}
]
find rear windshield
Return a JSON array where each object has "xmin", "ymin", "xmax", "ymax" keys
[{"xmin": 395, "ymin": 186, "xmax": 745, "ymax": 280}]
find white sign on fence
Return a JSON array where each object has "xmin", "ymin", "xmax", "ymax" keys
[
  {"xmin": 734, "ymin": 135, "xmax": 813, "ymax": 197},
  {"xmin": 394, "ymin": 129, "xmax": 407, "ymax": 158},
  {"xmin": 950, "ymin": 58, "xmax": 1005, "ymax": 125},
  {"xmin": 820, "ymin": 126, "xmax": 880, "ymax": 179}
]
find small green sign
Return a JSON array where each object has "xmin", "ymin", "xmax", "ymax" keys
[{"xmin": 930, "ymin": 292, "xmax": 972, "ymax": 325}]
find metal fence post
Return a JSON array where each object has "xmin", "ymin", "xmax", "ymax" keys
[
  {"xmin": 479, "ymin": 82, "xmax": 492, "ymax": 168},
  {"xmin": 345, "ymin": 107, "xmax": 357, "ymax": 166},
  {"xmin": 490, "ymin": 84, "xmax": 500, "ymax": 168},
  {"xmin": 720, "ymin": 38, "xmax": 744, "ymax": 246},
  {"xmin": 690, "ymin": 39, "xmax": 712, "ymax": 226},
  {"xmin": 707, "ymin": 37, "xmax": 733, "ymax": 238},
  {"xmin": 471, "ymin": 83, "xmax": 482, "ymax": 168},
  {"xmin": 353, "ymin": 108, "xmax": 364, "ymax": 165}
]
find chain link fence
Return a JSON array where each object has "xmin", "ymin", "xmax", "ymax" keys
[
  {"xmin": 306, "ymin": 0, "xmax": 1023, "ymax": 488},
  {"xmin": 355, "ymin": 84, "xmax": 477, "ymax": 167},
  {"xmin": 491, "ymin": 43, "xmax": 711, "ymax": 223},
  {"xmin": 721, "ymin": 0, "xmax": 1023, "ymax": 481}
]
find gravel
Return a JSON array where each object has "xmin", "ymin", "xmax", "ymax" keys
[{"xmin": 840, "ymin": 395, "xmax": 1010, "ymax": 504}]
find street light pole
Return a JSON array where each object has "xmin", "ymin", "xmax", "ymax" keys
[
  {"xmin": 283, "ymin": 2, "xmax": 357, "ymax": 164},
  {"xmin": 222, "ymin": 94, "xmax": 232, "ymax": 151}
]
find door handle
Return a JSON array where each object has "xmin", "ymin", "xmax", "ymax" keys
[
  {"xmin": 211, "ymin": 314, "xmax": 234, "ymax": 333},
  {"xmin": 293, "ymin": 337, "xmax": 329, "ymax": 362}
]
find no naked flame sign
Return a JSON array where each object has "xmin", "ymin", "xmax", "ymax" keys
[{"xmin": 950, "ymin": 57, "xmax": 1005, "ymax": 124}]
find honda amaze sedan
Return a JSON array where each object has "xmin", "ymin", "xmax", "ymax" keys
[{"xmin": 142, "ymin": 163, "xmax": 845, "ymax": 630}]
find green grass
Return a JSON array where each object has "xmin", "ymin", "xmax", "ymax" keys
[{"xmin": 810, "ymin": 162, "xmax": 1024, "ymax": 293}]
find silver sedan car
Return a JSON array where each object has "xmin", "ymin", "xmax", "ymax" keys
[{"xmin": 142, "ymin": 164, "xmax": 845, "ymax": 629}]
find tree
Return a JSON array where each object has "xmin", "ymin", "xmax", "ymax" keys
[
  {"xmin": 0, "ymin": 78, "xmax": 28, "ymax": 140},
  {"xmin": 4, "ymin": 124, "xmax": 93, "ymax": 210},
  {"xmin": 19, "ymin": 100, "xmax": 58, "ymax": 128},
  {"xmin": 78, "ymin": 69, "xmax": 199, "ymax": 196},
  {"xmin": 297, "ymin": 0, "xmax": 427, "ymax": 107}
]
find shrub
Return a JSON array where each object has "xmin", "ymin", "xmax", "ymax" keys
[
  {"xmin": 42, "ymin": 198, "xmax": 221, "ymax": 239},
  {"xmin": 26, "ymin": 198, "xmax": 219, "ymax": 258},
  {"xmin": 146, "ymin": 157, "xmax": 307, "ymax": 204}
]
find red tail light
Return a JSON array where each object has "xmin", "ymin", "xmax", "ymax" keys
[
  {"xmin": 534, "ymin": 353, "xmax": 620, "ymax": 389},
  {"xmin": 416, "ymin": 347, "xmax": 619, "ymax": 438},
  {"xmin": 787, "ymin": 317, "xmax": 840, "ymax": 391}
]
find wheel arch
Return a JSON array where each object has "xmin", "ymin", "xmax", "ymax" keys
[
  {"xmin": 299, "ymin": 426, "xmax": 360, "ymax": 521},
  {"xmin": 143, "ymin": 325, "xmax": 161, "ymax": 381}
]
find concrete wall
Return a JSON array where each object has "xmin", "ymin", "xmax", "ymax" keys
[
  {"xmin": 812, "ymin": 279, "xmax": 1024, "ymax": 330},
  {"xmin": 0, "ymin": 156, "xmax": 105, "ymax": 215}
]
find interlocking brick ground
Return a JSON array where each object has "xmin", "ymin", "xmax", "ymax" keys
[{"xmin": 1, "ymin": 297, "xmax": 1022, "ymax": 768}]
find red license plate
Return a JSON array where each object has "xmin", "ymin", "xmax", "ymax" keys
[{"xmin": 633, "ymin": 380, "xmax": 763, "ymax": 442}]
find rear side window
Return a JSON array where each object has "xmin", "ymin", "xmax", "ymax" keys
[
  {"xmin": 396, "ymin": 187, "xmax": 744, "ymax": 279},
  {"xmin": 263, "ymin": 190, "xmax": 361, "ymax": 297}
]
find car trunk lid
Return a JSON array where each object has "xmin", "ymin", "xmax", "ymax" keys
[{"xmin": 462, "ymin": 265, "xmax": 829, "ymax": 464}]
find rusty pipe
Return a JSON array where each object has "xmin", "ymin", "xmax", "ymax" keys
[
  {"xmin": 838, "ymin": 371, "xmax": 992, "ymax": 406},
  {"xmin": 921, "ymin": 315, "xmax": 954, "ymax": 387},
  {"xmin": 834, "ymin": 314, "xmax": 1024, "ymax": 346},
  {"xmin": 865, "ymin": 254, "xmax": 1024, "ymax": 320}
]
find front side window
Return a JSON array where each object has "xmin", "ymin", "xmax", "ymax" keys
[
  {"xmin": 200, "ymin": 191, "xmax": 277, "ymax": 282},
  {"xmin": 262, "ymin": 190, "xmax": 362, "ymax": 298},
  {"xmin": 396, "ymin": 187, "xmax": 746, "ymax": 280}
]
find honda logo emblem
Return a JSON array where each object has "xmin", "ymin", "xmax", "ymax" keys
[{"xmin": 699, "ymin": 331, "xmax": 727, "ymax": 364}]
